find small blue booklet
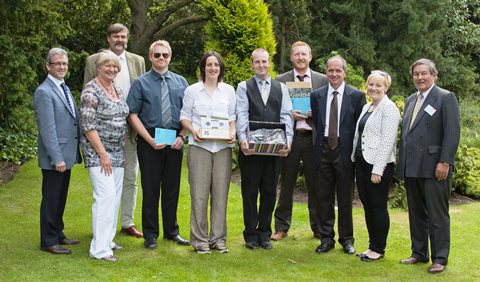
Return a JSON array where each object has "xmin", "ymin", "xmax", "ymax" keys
[
  {"xmin": 286, "ymin": 81, "xmax": 312, "ymax": 116},
  {"xmin": 154, "ymin": 128, "xmax": 177, "ymax": 145}
]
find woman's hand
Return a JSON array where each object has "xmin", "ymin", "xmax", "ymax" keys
[
  {"xmin": 226, "ymin": 130, "xmax": 236, "ymax": 144},
  {"xmin": 371, "ymin": 173, "xmax": 382, "ymax": 184},
  {"xmin": 99, "ymin": 153, "xmax": 112, "ymax": 176}
]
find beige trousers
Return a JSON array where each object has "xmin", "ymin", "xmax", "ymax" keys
[
  {"xmin": 188, "ymin": 146, "xmax": 232, "ymax": 250},
  {"xmin": 120, "ymin": 129, "xmax": 139, "ymax": 228}
]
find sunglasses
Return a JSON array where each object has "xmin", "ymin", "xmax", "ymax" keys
[{"xmin": 153, "ymin": 52, "xmax": 170, "ymax": 59}]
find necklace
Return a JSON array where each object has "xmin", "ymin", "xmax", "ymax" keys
[{"xmin": 97, "ymin": 77, "xmax": 116, "ymax": 98}]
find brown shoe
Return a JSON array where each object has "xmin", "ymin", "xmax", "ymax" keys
[
  {"xmin": 60, "ymin": 238, "xmax": 80, "ymax": 245},
  {"xmin": 427, "ymin": 263, "xmax": 446, "ymax": 274},
  {"xmin": 400, "ymin": 257, "xmax": 427, "ymax": 264},
  {"xmin": 121, "ymin": 225, "xmax": 143, "ymax": 238},
  {"xmin": 41, "ymin": 245, "xmax": 72, "ymax": 255},
  {"xmin": 270, "ymin": 231, "xmax": 287, "ymax": 241}
]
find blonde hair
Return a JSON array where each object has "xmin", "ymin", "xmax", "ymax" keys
[
  {"xmin": 149, "ymin": 40, "xmax": 172, "ymax": 56},
  {"xmin": 95, "ymin": 50, "xmax": 121, "ymax": 72},
  {"xmin": 368, "ymin": 70, "xmax": 391, "ymax": 89}
]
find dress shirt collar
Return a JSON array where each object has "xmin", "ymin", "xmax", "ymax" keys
[
  {"xmin": 254, "ymin": 75, "xmax": 271, "ymax": 85},
  {"xmin": 417, "ymin": 83, "xmax": 435, "ymax": 100},
  {"xmin": 151, "ymin": 69, "xmax": 171, "ymax": 80},
  {"xmin": 47, "ymin": 74, "xmax": 64, "ymax": 88},
  {"xmin": 328, "ymin": 81, "xmax": 345, "ymax": 96},
  {"xmin": 117, "ymin": 51, "xmax": 126, "ymax": 61},
  {"xmin": 293, "ymin": 68, "xmax": 311, "ymax": 81}
]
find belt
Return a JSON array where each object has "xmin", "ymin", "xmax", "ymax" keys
[{"xmin": 295, "ymin": 130, "xmax": 312, "ymax": 136}]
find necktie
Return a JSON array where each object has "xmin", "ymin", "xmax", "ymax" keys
[
  {"xmin": 409, "ymin": 93, "xmax": 423, "ymax": 129},
  {"xmin": 160, "ymin": 76, "xmax": 172, "ymax": 128},
  {"xmin": 60, "ymin": 83, "xmax": 75, "ymax": 117},
  {"xmin": 297, "ymin": 74, "xmax": 306, "ymax": 82},
  {"xmin": 260, "ymin": 80, "xmax": 268, "ymax": 105},
  {"xmin": 328, "ymin": 91, "xmax": 339, "ymax": 150}
]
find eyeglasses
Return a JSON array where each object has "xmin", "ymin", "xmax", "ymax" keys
[
  {"xmin": 153, "ymin": 52, "xmax": 170, "ymax": 59},
  {"xmin": 371, "ymin": 70, "xmax": 389, "ymax": 78},
  {"xmin": 49, "ymin": 62, "xmax": 69, "ymax": 67}
]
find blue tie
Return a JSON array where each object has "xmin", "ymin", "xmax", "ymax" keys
[{"xmin": 60, "ymin": 83, "xmax": 75, "ymax": 117}]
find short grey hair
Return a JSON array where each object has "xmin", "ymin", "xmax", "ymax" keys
[
  {"xmin": 95, "ymin": 50, "xmax": 121, "ymax": 72},
  {"xmin": 410, "ymin": 58, "xmax": 438, "ymax": 76},
  {"xmin": 46, "ymin": 48, "xmax": 68, "ymax": 63},
  {"xmin": 326, "ymin": 55, "xmax": 347, "ymax": 72}
]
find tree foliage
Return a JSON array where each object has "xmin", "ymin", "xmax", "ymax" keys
[{"xmin": 200, "ymin": 0, "xmax": 277, "ymax": 87}]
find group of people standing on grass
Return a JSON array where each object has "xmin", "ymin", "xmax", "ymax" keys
[{"xmin": 34, "ymin": 23, "xmax": 460, "ymax": 274}]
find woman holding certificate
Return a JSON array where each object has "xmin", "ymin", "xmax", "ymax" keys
[
  {"xmin": 180, "ymin": 51, "xmax": 236, "ymax": 254},
  {"xmin": 80, "ymin": 50, "xmax": 129, "ymax": 262},
  {"xmin": 351, "ymin": 70, "xmax": 400, "ymax": 262}
]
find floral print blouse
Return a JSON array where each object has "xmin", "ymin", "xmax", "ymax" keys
[{"xmin": 80, "ymin": 79, "xmax": 129, "ymax": 167}]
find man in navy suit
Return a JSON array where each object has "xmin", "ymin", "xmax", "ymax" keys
[
  {"xmin": 310, "ymin": 55, "xmax": 365, "ymax": 255},
  {"xmin": 34, "ymin": 48, "xmax": 82, "ymax": 255},
  {"xmin": 398, "ymin": 59, "xmax": 460, "ymax": 274}
]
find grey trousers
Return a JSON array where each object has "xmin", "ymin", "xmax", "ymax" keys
[
  {"xmin": 120, "ymin": 128, "xmax": 139, "ymax": 228},
  {"xmin": 188, "ymin": 145, "xmax": 232, "ymax": 250}
]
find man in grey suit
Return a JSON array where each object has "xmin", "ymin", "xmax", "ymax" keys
[
  {"xmin": 271, "ymin": 41, "xmax": 327, "ymax": 241},
  {"xmin": 84, "ymin": 23, "xmax": 146, "ymax": 238},
  {"xmin": 34, "ymin": 48, "xmax": 82, "ymax": 255},
  {"xmin": 398, "ymin": 58, "xmax": 460, "ymax": 274}
]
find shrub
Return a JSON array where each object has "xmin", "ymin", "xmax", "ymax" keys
[
  {"xmin": 0, "ymin": 124, "xmax": 37, "ymax": 164},
  {"xmin": 453, "ymin": 145, "xmax": 480, "ymax": 199}
]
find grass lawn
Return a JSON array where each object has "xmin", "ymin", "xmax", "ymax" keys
[{"xmin": 1, "ymin": 158, "xmax": 479, "ymax": 281}]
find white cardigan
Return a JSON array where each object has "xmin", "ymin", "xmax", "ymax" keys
[{"xmin": 351, "ymin": 95, "xmax": 401, "ymax": 175}]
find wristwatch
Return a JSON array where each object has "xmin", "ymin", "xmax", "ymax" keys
[{"xmin": 178, "ymin": 135, "xmax": 187, "ymax": 143}]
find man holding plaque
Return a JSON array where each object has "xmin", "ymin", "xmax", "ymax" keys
[
  {"xmin": 271, "ymin": 41, "xmax": 328, "ymax": 241},
  {"xmin": 236, "ymin": 48, "xmax": 293, "ymax": 250},
  {"xmin": 127, "ymin": 40, "xmax": 190, "ymax": 249}
]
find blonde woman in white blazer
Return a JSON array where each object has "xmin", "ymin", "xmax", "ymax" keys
[{"xmin": 351, "ymin": 71, "xmax": 400, "ymax": 262}]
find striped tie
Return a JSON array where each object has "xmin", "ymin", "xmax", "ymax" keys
[
  {"xmin": 409, "ymin": 93, "xmax": 423, "ymax": 129},
  {"xmin": 160, "ymin": 76, "xmax": 172, "ymax": 128}
]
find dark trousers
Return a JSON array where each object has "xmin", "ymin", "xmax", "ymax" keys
[
  {"xmin": 405, "ymin": 177, "xmax": 450, "ymax": 265},
  {"xmin": 137, "ymin": 133, "xmax": 183, "ymax": 240},
  {"xmin": 355, "ymin": 152, "xmax": 393, "ymax": 254},
  {"xmin": 274, "ymin": 133, "xmax": 319, "ymax": 233},
  {"xmin": 313, "ymin": 143, "xmax": 354, "ymax": 246},
  {"xmin": 40, "ymin": 169, "xmax": 71, "ymax": 248},
  {"xmin": 238, "ymin": 151, "xmax": 280, "ymax": 243}
]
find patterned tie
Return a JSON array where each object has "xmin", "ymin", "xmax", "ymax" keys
[
  {"xmin": 60, "ymin": 82, "xmax": 75, "ymax": 117},
  {"xmin": 260, "ymin": 80, "xmax": 268, "ymax": 105},
  {"xmin": 160, "ymin": 76, "xmax": 172, "ymax": 128},
  {"xmin": 328, "ymin": 91, "xmax": 339, "ymax": 150},
  {"xmin": 409, "ymin": 93, "xmax": 423, "ymax": 129},
  {"xmin": 296, "ymin": 74, "xmax": 306, "ymax": 82}
]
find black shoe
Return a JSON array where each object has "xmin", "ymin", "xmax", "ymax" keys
[
  {"xmin": 144, "ymin": 238, "xmax": 157, "ymax": 249},
  {"xmin": 245, "ymin": 241, "xmax": 259, "ymax": 250},
  {"xmin": 167, "ymin": 235, "xmax": 190, "ymax": 246},
  {"xmin": 343, "ymin": 244, "xmax": 355, "ymax": 254},
  {"xmin": 361, "ymin": 253, "xmax": 384, "ymax": 262},
  {"xmin": 260, "ymin": 241, "xmax": 272, "ymax": 250},
  {"xmin": 315, "ymin": 242, "xmax": 334, "ymax": 253}
]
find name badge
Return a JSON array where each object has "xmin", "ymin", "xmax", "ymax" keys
[{"xmin": 424, "ymin": 104, "xmax": 436, "ymax": 116}]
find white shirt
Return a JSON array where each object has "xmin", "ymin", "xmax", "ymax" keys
[
  {"xmin": 324, "ymin": 82, "xmax": 345, "ymax": 137},
  {"xmin": 180, "ymin": 81, "xmax": 236, "ymax": 153},
  {"xmin": 48, "ymin": 74, "xmax": 75, "ymax": 117},
  {"xmin": 117, "ymin": 52, "xmax": 131, "ymax": 98},
  {"xmin": 293, "ymin": 69, "xmax": 312, "ymax": 130}
]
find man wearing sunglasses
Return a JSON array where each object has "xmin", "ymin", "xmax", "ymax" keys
[
  {"xmin": 127, "ymin": 40, "xmax": 190, "ymax": 249},
  {"xmin": 84, "ymin": 23, "xmax": 146, "ymax": 239}
]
